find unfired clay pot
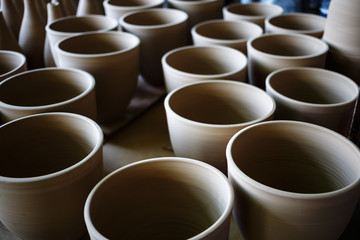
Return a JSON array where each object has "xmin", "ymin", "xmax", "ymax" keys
[
  {"xmin": 191, "ymin": 19, "xmax": 263, "ymax": 55},
  {"xmin": 0, "ymin": 67, "xmax": 97, "ymax": 124},
  {"xmin": 55, "ymin": 31, "xmax": 140, "ymax": 125},
  {"xmin": 247, "ymin": 33, "xmax": 328, "ymax": 89},
  {"xmin": 0, "ymin": 50, "xmax": 27, "ymax": 83},
  {"xmin": 103, "ymin": 0, "xmax": 165, "ymax": 20},
  {"xmin": 162, "ymin": 45, "xmax": 248, "ymax": 92},
  {"xmin": 265, "ymin": 13, "xmax": 326, "ymax": 38},
  {"xmin": 120, "ymin": 8, "xmax": 188, "ymax": 86},
  {"xmin": 223, "ymin": 2, "xmax": 283, "ymax": 30},
  {"xmin": 84, "ymin": 157, "xmax": 234, "ymax": 240},
  {"xmin": 46, "ymin": 14, "xmax": 118, "ymax": 66},
  {"xmin": 227, "ymin": 120, "xmax": 360, "ymax": 240},
  {"xmin": 164, "ymin": 80, "xmax": 275, "ymax": 174},
  {"xmin": 0, "ymin": 112, "xmax": 104, "ymax": 240},
  {"xmin": 167, "ymin": 0, "xmax": 223, "ymax": 29},
  {"xmin": 265, "ymin": 67, "xmax": 359, "ymax": 137}
]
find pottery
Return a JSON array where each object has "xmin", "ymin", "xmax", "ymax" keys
[
  {"xmin": 322, "ymin": 0, "xmax": 360, "ymax": 84},
  {"xmin": 167, "ymin": 0, "xmax": 223, "ymax": 30},
  {"xmin": 265, "ymin": 13, "xmax": 326, "ymax": 38},
  {"xmin": 76, "ymin": 0, "xmax": 104, "ymax": 15},
  {"xmin": 0, "ymin": 67, "xmax": 97, "ymax": 124},
  {"xmin": 162, "ymin": 45, "xmax": 248, "ymax": 92},
  {"xmin": 46, "ymin": 14, "xmax": 118, "ymax": 66},
  {"xmin": 191, "ymin": 19, "xmax": 263, "ymax": 55},
  {"xmin": 265, "ymin": 67, "xmax": 359, "ymax": 137},
  {"xmin": 223, "ymin": 2, "xmax": 283, "ymax": 30},
  {"xmin": 59, "ymin": 0, "xmax": 77, "ymax": 16},
  {"xmin": 247, "ymin": 33, "xmax": 328, "ymax": 90},
  {"xmin": 44, "ymin": 1, "xmax": 65, "ymax": 67},
  {"xmin": 84, "ymin": 157, "xmax": 234, "ymax": 240},
  {"xmin": 322, "ymin": 0, "xmax": 360, "ymax": 56},
  {"xmin": 164, "ymin": 80, "xmax": 275, "ymax": 174},
  {"xmin": 55, "ymin": 31, "xmax": 140, "ymax": 125},
  {"xmin": 120, "ymin": 8, "xmax": 188, "ymax": 86},
  {"xmin": 226, "ymin": 120, "xmax": 360, "ymax": 239},
  {"xmin": 1, "ymin": 0, "xmax": 22, "ymax": 39},
  {"xmin": 0, "ymin": 112, "xmax": 104, "ymax": 240},
  {"xmin": 0, "ymin": 50, "xmax": 27, "ymax": 83},
  {"xmin": 0, "ymin": 10, "xmax": 23, "ymax": 53},
  {"xmin": 18, "ymin": 0, "xmax": 46, "ymax": 69},
  {"xmin": 103, "ymin": 0, "xmax": 165, "ymax": 20}
]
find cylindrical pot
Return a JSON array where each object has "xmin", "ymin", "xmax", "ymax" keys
[
  {"xmin": 167, "ymin": 0, "xmax": 223, "ymax": 30},
  {"xmin": 103, "ymin": 0, "xmax": 165, "ymax": 20},
  {"xmin": 191, "ymin": 19, "xmax": 263, "ymax": 55},
  {"xmin": 162, "ymin": 45, "xmax": 247, "ymax": 92},
  {"xmin": 0, "ymin": 112, "xmax": 104, "ymax": 240},
  {"xmin": 0, "ymin": 50, "xmax": 27, "ymax": 83},
  {"xmin": 46, "ymin": 14, "xmax": 118, "ymax": 66},
  {"xmin": 227, "ymin": 120, "xmax": 360, "ymax": 240},
  {"xmin": 265, "ymin": 67, "xmax": 359, "ymax": 137},
  {"xmin": 55, "ymin": 31, "xmax": 140, "ymax": 125},
  {"xmin": 247, "ymin": 33, "xmax": 328, "ymax": 89},
  {"xmin": 84, "ymin": 157, "xmax": 234, "ymax": 240},
  {"xmin": 265, "ymin": 13, "xmax": 326, "ymax": 38},
  {"xmin": 223, "ymin": 2, "xmax": 283, "ymax": 30},
  {"xmin": 0, "ymin": 67, "xmax": 97, "ymax": 124},
  {"xmin": 164, "ymin": 80, "xmax": 275, "ymax": 174},
  {"xmin": 119, "ymin": 8, "xmax": 188, "ymax": 86}
]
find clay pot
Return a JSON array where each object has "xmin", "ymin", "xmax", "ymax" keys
[
  {"xmin": 162, "ymin": 45, "xmax": 247, "ymax": 92},
  {"xmin": 223, "ymin": 2, "xmax": 283, "ymax": 30},
  {"xmin": 84, "ymin": 157, "xmax": 234, "ymax": 240},
  {"xmin": 18, "ymin": 0, "xmax": 46, "ymax": 69},
  {"xmin": 103, "ymin": 0, "xmax": 165, "ymax": 20},
  {"xmin": 322, "ymin": 0, "xmax": 360, "ymax": 84},
  {"xmin": 0, "ymin": 10, "xmax": 23, "ymax": 53},
  {"xmin": 265, "ymin": 67, "xmax": 359, "ymax": 137},
  {"xmin": 0, "ymin": 67, "xmax": 97, "ymax": 124},
  {"xmin": 119, "ymin": 8, "xmax": 188, "ymax": 86},
  {"xmin": 227, "ymin": 120, "xmax": 360, "ymax": 239},
  {"xmin": 167, "ymin": 0, "xmax": 223, "ymax": 29},
  {"xmin": 247, "ymin": 33, "xmax": 328, "ymax": 89},
  {"xmin": 46, "ymin": 14, "xmax": 118, "ymax": 66},
  {"xmin": 55, "ymin": 31, "xmax": 140, "ymax": 125},
  {"xmin": 265, "ymin": 13, "xmax": 326, "ymax": 38},
  {"xmin": 0, "ymin": 112, "xmax": 104, "ymax": 240},
  {"xmin": 191, "ymin": 19, "xmax": 263, "ymax": 55},
  {"xmin": 164, "ymin": 80, "xmax": 275, "ymax": 174},
  {"xmin": 0, "ymin": 50, "xmax": 27, "ymax": 83},
  {"xmin": 76, "ymin": 0, "xmax": 104, "ymax": 15}
]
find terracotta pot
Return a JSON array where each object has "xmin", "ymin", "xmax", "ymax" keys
[
  {"xmin": 46, "ymin": 14, "xmax": 118, "ymax": 66},
  {"xmin": 103, "ymin": 0, "xmax": 165, "ymax": 20},
  {"xmin": 247, "ymin": 33, "xmax": 328, "ymax": 89},
  {"xmin": 223, "ymin": 2, "xmax": 283, "ymax": 30},
  {"xmin": 0, "ymin": 67, "xmax": 97, "ymax": 123},
  {"xmin": 0, "ymin": 112, "xmax": 104, "ymax": 240},
  {"xmin": 55, "ymin": 31, "xmax": 140, "ymax": 125},
  {"xmin": 162, "ymin": 45, "xmax": 247, "ymax": 92},
  {"xmin": 120, "ymin": 8, "xmax": 188, "ymax": 86},
  {"xmin": 0, "ymin": 50, "xmax": 27, "ymax": 83},
  {"xmin": 167, "ymin": 0, "xmax": 223, "ymax": 30},
  {"xmin": 164, "ymin": 80, "xmax": 275, "ymax": 174},
  {"xmin": 191, "ymin": 19, "xmax": 263, "ymax": 55},
  {"xmin": 265, "ymin": 67, "xmax": 359, "ymax": 137},
  {"xmin": 227, "ymin": 120, "xmax": 360, "ymax": 240},
  {"xmin": 265, "ymin": 13, "xmax": 326, "ymax": 38},
  {"xmin": 84, "ymin": 157, "xmax": 234, "ymax": 240}
]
